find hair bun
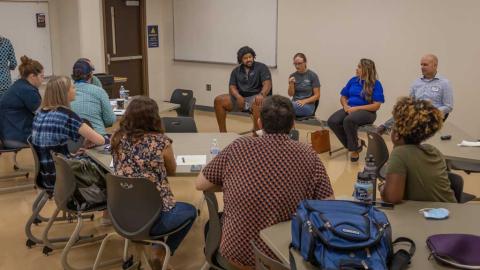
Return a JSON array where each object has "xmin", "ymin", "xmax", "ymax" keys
[{"xmin": 20, "ymin": 55, "xmax": 31, "ymax": 65}]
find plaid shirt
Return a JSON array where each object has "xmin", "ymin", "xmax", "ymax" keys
[
  {"xmin": 70, "ymin": 82, "xmax": 115, "ymax": 136},
  {"xmin": 202, "ymin": 133, "xmax": 334, "ymax": 266},
  {"xmin": 31, "ymin": 107, "xmax": 83, "ymax": 189},
  {"xmin": 0, "ymin": 37, "xmax": 17, "ymax": 95}
]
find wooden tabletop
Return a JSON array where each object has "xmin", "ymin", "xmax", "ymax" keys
[
  {"xmin": 260, "ymin": 200, "xmax": 480, "ymax": 269},
  {"xmin": 86, "ymin": 132, "xmax": 240, "ymax": 176}
]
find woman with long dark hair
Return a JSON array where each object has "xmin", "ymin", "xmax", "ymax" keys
[
  {"xmin": 111, "ymin": 96, "xmax": 196, "ymax": 268},
  {"xmin": 327, "ymin": 59, "xmax": 384, "ymax": 161}
]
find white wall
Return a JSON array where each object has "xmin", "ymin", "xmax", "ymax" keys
[
  {"xmin": 39, "ymin": 0, "xmax": 480, "ymax": 135},
  {"xmin": 154, "ymin": 0, "xmax": 480, "ymax": 136}
]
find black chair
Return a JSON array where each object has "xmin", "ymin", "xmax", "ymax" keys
[
  {"xmin": 252, "ymin": 241, "xmax": 289, "ymax": 270},
  {"xmin": 25, "ymin": 137, "xmax": 77, "ymax": 250},
  {"xmin": 93, "ymin": 174, "xmax": 194, "ymax": 270},
  {"xmin": 366, "ymin": 131, "xmax": 390, "ymax": 180},
  {"xmin": 51, "ymin": 153, "xmax": 118, "ymax": 270},
  {"xmin": 0, "ymin": 136, "xmax": 30, "ymax": 192},
  {"xmin": 295, "ymin": 99, "xmax": 319, "ymax": 122},
  {"xmin": 170, "ymin": 89, "xmax": 195, "ymax": 117},
  {"xmin": 447, "ymin": 160, "xmax": 480, "ymax": 175},
  {"xmin": 162, "ymin": 116, "xmax": 198, "ymax": 133},
  {"xmin": 448, "ymin": 172, "xmax": 476, "ymax": 203},
  {"xmin": 202, "ymin": 192, "xmax": 238, "ymax": 270}
]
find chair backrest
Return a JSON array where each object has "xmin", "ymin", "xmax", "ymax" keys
[
  {"xmin": 448, "ymin": 172, "xmax": 463, "ymax": 203},
  {"xmin": 187, "ymin": 97, "xmax": 196, "ymax": 118},
  {"xmin": 366, "ymin": 132, "xmax": 389, "ymax": 174},
  {"xmin": 204, "ymin": 192, "xmax": 223, "ymax": 268},
  {"xmin": 51, "ymin": 153, "xmax": 78, "ymax": 211},
  {"xmin": 27, "ymin": 136, "xmax": 47, "ymax": 190},
  {"xmin": 252, "ymin": 240, "xmax": 289, "ymax": 270},
  {"xmin": 162, "ymin": 116, "xmax": 198, "ymax": 133},
  {"xmin": 106, "ymin": 174, "xmax": 163, "ymax": 240},
  {"xmin": 170, "ymin": 89, "xmax": 194, "ymax": 117}
]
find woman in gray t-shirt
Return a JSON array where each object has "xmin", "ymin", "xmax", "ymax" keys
[{"xmin": 287, "ymin": 53, "xmax": 321, "ymax": 117}]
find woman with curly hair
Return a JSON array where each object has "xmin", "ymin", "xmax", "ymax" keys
[
  {"xmin": 111, "ymin": 96, "xmax": 196, "ymax": 269},
  {"xmin": 380, "ymin": 96, "xmax": 456, "ymax": 204}
]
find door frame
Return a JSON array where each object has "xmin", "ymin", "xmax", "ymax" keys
[{"xmin": 101, "ymin": 0, "xmax": 149, "ymax": 96}]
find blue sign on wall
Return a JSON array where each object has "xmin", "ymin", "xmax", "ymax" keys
[{"xmin": 147, "ymin": 25, "xmax": 159, "ymax": 48}]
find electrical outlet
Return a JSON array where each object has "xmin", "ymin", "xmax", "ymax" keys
[{"xmin": 206, "ymin": 84, "xmax": 211, "ymax": 91}]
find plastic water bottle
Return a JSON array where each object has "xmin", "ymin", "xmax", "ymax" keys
[
  {"xmin": 364, "ymin": 154, "xmax": 378, "ymax": 201},
  {"xmin": 119, "ymin": 85, "xmax": 126, "ymax": 100},
  {"xmin": 364, "ymin": 154, "xmax": 377, "ymax": 181},
  {"xmin": 210, "ymin": 138, "xmax": 220, "ymax": 158},
  {"xmin": 354, "ymin": 172, "xmax": 373, "ymax": 202}
]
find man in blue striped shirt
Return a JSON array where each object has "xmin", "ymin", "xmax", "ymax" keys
[
  {"xmin": 378, "ymin": 54, "xmax": 453, "ymax": 134},
  {"xmin": 70, "ymin": 59, "xmax": 115, "ymax": 136}
]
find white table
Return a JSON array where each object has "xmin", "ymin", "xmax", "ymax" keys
[
  {"xmin": 260, "ymin": 201, "xmax": 480, "ymax": 270},
  {"xmin": 86, "ymin": 132, "xmax": 240, "ymax": 176},
  {"xmin": 110, "ymin": 99, "xmax": 180, "ymax": 116},
  {"xmin": 429, "ymin": 122, "xmax": 480, "ymax": 165}
]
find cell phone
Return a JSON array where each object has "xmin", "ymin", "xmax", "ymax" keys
[
  {"xmin": 440, "ymin": 134, "xmax": 452, "ymax": 140},
  {"xmin": 190, "ymin": 165, "xmax": 202, "ymax": 172}
]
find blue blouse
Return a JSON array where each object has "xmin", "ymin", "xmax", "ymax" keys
[{"xmin": 340, "ymin": 76, "xmax": 385, "ymax": 107}]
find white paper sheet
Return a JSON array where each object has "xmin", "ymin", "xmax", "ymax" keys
[
  {"xmin": 458, "ymin": 140, "xmax": 480, "ymax": 147},
  {"xmin": 113, "ymin": 109, "xmax": 125, "ymax": 116},
  {"xmin": 109, "ymin": 160, "xmax": 114, "ymax": 168},
  {"xmin": 176, "ymin": 155, "xmax": 207, "ymax": 165}
]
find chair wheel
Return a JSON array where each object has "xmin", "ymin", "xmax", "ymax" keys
[
  {"xmin": 122, "ymin": 255, "xmax": 134, "ymax": 269},
  {"xmin": 13, "ymin": 165, "xmax": 19, "ymax": 170},
  {"xmin": 25, "ymin": 173, "xmax": 29, "ymax": 178},
  {"xmin": 43, "ymin": 246, "xmax": 53, "ymax": 256},
  {"xmin": 33, "ymin": 217, "xmax": 42, "ymax": 225},
  {"xmin": 26, "ymin": 239, "xmax": 36, "ymax": 248},
  {"xmin": 90, "ymin": 214, "xmax": 95, "ymax": 221}
]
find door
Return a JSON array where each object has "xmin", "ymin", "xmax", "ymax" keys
[{"xmin": 103, "ymin": 0, "xmax": 148, "ymax": 98}]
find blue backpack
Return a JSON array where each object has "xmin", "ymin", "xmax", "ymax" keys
[{"xmin": 291, "ymin": 200, "xmax": 414, "ymax": 270}]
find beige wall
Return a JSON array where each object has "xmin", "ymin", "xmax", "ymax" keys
[
  {"xmin": 42, "ymin": 0, "xmax": 480, "ymax": 135},
  {"xmin": 153, "ymin": 0, "xmax": 480, "ymax": 136}
]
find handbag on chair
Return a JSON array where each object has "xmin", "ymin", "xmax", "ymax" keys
[{"xmin": 308, "ymin": 129, "xmax": 331, "ymax": 154}]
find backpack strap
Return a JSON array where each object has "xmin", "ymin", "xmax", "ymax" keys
[{"xmin": 390, "ymin": 237, "xmax": 416, "ymax": 270}]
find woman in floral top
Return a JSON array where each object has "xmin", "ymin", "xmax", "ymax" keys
[{"xmin": 111, "ymin": 96, "xmax": 196, "ymax": 268}]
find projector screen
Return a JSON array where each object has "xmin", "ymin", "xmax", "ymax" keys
[{"xmin": 173, "ymin": 0, "xmax": 278, "ymax": 67}]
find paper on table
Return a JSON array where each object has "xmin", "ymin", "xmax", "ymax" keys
[
  {"xmin": 109, "ymin": 160, "xmax": 114, "ymax": 168},
  {"xmin": 113, "ymin": 109, "xmax": 125, "ymax": 116},
  {"xmin": 176, "ymin": 155, "xmax": 207, "ymax": 165},
  {"xmin": 458, "ymin": 140, "xmax": 480, "ymax": 147}
]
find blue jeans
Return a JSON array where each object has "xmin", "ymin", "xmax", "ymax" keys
[
  {"xmin": 150, "ymin": 202, "xmax": 197, "ymax": 255},
  {"xmin": 292, "ymin": 101, "xmax": 315, "ymax": 117}
]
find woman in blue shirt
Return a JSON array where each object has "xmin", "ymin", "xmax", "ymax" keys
[
  {"xmin": 0, "ymin": 56, "xmax": 43, "ymax": 148},
  {"xmin": 327, "ymin": 59, "xmax": 384, "ymax": 162}
]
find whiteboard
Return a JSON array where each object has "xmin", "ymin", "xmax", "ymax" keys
[
  {"xmin": 173, "ymin": 0, "xmax": 277, "ymax": 67},
  {"xmin": 0, "ymin": 1, "xmax": 53, "ymax": 76}
]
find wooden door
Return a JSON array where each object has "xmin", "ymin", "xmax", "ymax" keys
[{"xmin": 103, "ymin": 0, "xmax": 148, "ymax": 98}]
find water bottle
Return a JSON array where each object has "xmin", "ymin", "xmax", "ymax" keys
[
  {"xmin": 364, "ymin": 154, "xmax": 378, "ymax": 201},
  {"xmin": 354, "ymin": 172, "xmax": 373, "ymax": 202},
  {"xmin": 364, "ymin": 154, "xmax": 377, "ymax": 180},
  {"xmin": 210, "ymin": 138, "xmax": 220, "ymax": 158},
  {"xmin": 119, "ymin": 85, "xmax": 126, "ymax": 100}
]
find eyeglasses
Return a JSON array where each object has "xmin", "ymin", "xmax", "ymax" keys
[{"xmin": 293, "ymin": 62, "xmax": 305, "ymax": 66}]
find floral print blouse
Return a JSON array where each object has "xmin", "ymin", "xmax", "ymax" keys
[{"xmin": 112, "ymin": 133, "xmax": 176, "ymax": 211}]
